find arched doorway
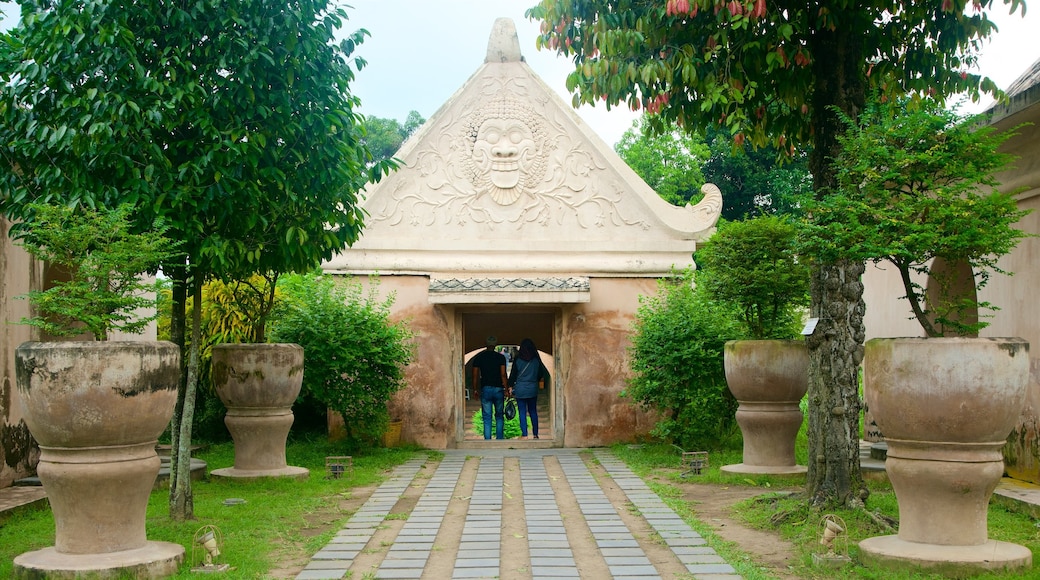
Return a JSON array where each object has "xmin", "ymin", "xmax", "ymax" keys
[{"xmin": 460, "ymin": 309, "xmax": 558, "ymax": 445}]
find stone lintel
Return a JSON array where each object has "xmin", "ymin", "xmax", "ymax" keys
[{"xmin": 428, "ymin": 277, "xmax": 591, "ymax": 304}]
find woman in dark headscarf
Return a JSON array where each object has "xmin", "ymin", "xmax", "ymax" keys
[{"xmin": 507, "ymin": 338, "xmax": 550, "ymax": 439}]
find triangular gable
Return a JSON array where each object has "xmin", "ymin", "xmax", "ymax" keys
[{"xmin": 324, "ymin": 18, "xmax": 721, "ymax": 277}]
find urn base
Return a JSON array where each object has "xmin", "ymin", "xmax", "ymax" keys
[
  {"xmin": 859, "ymin": 535, "xmax": 1031, "ymax": 578},
  {"xmin": 13, "ymin": 541, "xmax": 184, "ymax": 579}
]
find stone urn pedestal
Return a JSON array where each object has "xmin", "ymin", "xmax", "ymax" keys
[
  {"xmin": 859, "ymin": 337, "xmax": 1032, "ymax": 576},
  {"xmin": 12, "ymin": 342, "xmax": 184, "ymax": 579},
  {"xmin": 721, "ymin": 340, "xmax": 808, "ymax": 476},
  {"xmin": 210, "ymin": 343, "xmax": 309, "ymax": 480}
]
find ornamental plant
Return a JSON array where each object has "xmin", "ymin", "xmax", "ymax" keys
[
  {"xmin": 625, "ymin": 268, "xmax": 743, "ymax": 450},
  {"xmin": 695, "ymin": 215, "xmax": 810, "ymax": 340},
  {"xmin": 13, "ymin": 203, "xmax": 178, "ymax": 341},
  {"xmin": 800, "ymin": 99, "xmax": 1031, "ymax": 337},
  {"xmin": 270, "ymin": 272, "xmax": 414, "ymax": 449}
]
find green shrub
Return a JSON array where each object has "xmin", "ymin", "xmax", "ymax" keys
[
  {"xmin": 625, "ymin": 268, "xmax": 743, "ymax": 450},
  {"xmin": 271, "ymin": 272, "xmax": 414, "ymax": 451},
  {"xmin": 694, "ymin": 215, "xmax": 809, "ymax": 340}
]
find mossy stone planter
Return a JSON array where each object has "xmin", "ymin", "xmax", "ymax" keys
[
  {"xmin": 859, "ymin": 337, "xmax": 1032, "ymax": 576},
  {"xmin": 12, "ymin": 341, "xmax": 184, "ymax": 579},
  {"xmin": 721, "ymin": 339, "xmax": 808, "ymax": 476},
  {"xmin": 210, "ymin": 343, "xmax": 308, "ymax": 480}
]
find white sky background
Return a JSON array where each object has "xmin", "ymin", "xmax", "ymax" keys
[{"xmin": 0, "ymin": 1, "xmax": 1037, "ymax": 146}]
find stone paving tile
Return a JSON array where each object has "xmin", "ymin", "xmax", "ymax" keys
[
  {"xmin": 297, "ymin": 450, "xmax": 746, "ymax": 579},
  {"xmin": 594, "ymin": 450, "xmax": 740, "ymax": 578},
  {"xmin": 295, "ymin": 457, "xmax": 427, "ymax": 580}
]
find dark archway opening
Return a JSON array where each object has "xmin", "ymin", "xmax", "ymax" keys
[{"xmin": 461, "ymin": 310, "xmax": 557, "ymax": 443}]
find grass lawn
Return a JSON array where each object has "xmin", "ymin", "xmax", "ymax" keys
[
  {"xmin": 0, "ymin": 438, "xmax": 426, "ymax": 578},
  {"xmin": 612, "ymin": 442, "xmax": 1040, "ymax": 580}
]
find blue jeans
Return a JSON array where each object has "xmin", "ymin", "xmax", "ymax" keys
[
  {"xmin": 481, "ymin": 386, "xmax": 505, "ymax": 440},
  {"xmin": 518, "ymin": 396, "xmax": 538, "ymax": 438}
]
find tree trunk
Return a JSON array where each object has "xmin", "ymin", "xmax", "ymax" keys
[
  {"xmin": 167, "ymin": 265, "xmax": 187, "ymax": 514},
  {"xmin": 169, "ymin": 269, "xmax": 201, "ymax": 521},
  {"xmin": 168, "ymin": 266, "xmax": 200, "ymax": 519},
  {"xmin": 805, "ymin": 260, "xmax": 868, "ymax": 508},
  {"xmin": 804, "ymin": 14, "xmax": 869, "ymax": 509}
]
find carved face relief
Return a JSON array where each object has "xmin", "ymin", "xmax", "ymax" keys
[
  {"xmin": 462, "ymin": 98, "xmax": 550, "ymax": 206},
  {"xmin": 473, "ymin": 118, "xmax": 536, "ymax": 192}
]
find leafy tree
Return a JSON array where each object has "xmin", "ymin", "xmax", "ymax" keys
[
  {"xmin": 363, "ymin": 110, "xmax": 426, "ymax": 163},
  {"xmin": 625, "ymin": 268, "xmax": 743, "ymax": 450},
  {"xmin": 701, "ymin": 127, "xmax": 810, "ymax": 220},
  {"xmin": 528, "ymin": 0, "xmax": 1018, "ymax": 508},
  {"xmin": 0, "ymin": 1, "xmax": 391, "ymax": 519},
  {"xmin": 800, "ymin": 99, "xmax": 1030, "ymax": 337},
  {"xmin": 615, "ymin": 116, "xmax": 709, "ymax": 205},
  {"xmin": 14, "ymin": 204, "xmax": 177, "ymax": 341},
  {"xmin": 270, "ymin": 273, "xmax": 414, "ymax": 450},
  {"xmin": 696, "ymin": 216, "xmax": 809, "ymax": 339}
]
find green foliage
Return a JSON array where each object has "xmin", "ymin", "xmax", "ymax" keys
[
  {"xmin": 270, "ymin": 272, "xmax": 415, "ymax": 450},
  {"xmin": 528, "ymin": 0, "xmax": 1011, "ymax": 152},
  {"xmin": 204, "ymin": 273, "xmax": 282, "ymax": 344},
  {"xmin": 363, "ymin": 110, "xmax": 426, "ymax": 163},
  {"xmin": 528, "ymin": 0, "xmax": 1021, "ymax": 506},
  {"xmin": 625, "ymin": 269, "xmax": 743, "ymax": 450},
  {"xmin": 0, "ymin": 1, "xmax": 396, "ymax": 517},
  {"xmin": 800, "ymin": 99, "xmax": 1031, "ymax": 337},
  {"xmin": 0, "ymin": 1, "xmax": 394, "ymax": 284},
  {"xmin": 615, "ymin": 116, "xmax": 709, "ymax": 205},
  {"xmin": 696, "ymin": 216, "xmax": 810, "ymax": 339},
  {"xmin": 472, "ymin": 407, "xmax": 531, "ymax": 439},
  {"xmin": 13, "ymin": 203, "xmax": 178, "ymax": 341},
  {"xmin": 702, "ymin": 127, "xmax": 811, "ymax": 220}
]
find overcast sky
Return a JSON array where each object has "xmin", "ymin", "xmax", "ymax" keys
[{"xmin": 1, "ymin": 1, "xmax": 1037, "ymax": 146}]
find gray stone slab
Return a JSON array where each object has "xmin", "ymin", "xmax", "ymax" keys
[
  {"xmin": 604, "ymin": 556, "xmax": 654, "ymax": 566},
  {"xmin": 295, "ymin": 570, "xmax": 347, "ymax": 579},
  {"xmin": 302, "ymin": 560, "xmax": 352, "ymax": 570},
  {"xmin": 531, "ymin": 567, "xmax": 580, "ymax": 577},
  {"xmin": 373, "ymin": 569, "xmax": 424, "ymax": 579},
  {"xmin": 671, "ymin": 546, "xmax": 719, "ymax": 555},
  {"xmin": 596, "ymin": 539, "xmax": 641, "ymax": 548},
  {"xmin": 383, "ymin": 551, "xmax": 431, "ymax": 560},
  {"xmin": 665, "ymin": 536, "xmax": 708, "ymax": 547},
  {"xmin": 528, "ymin": 547, "xmax": 574, "ymax": 558},
  {"xmin": 599, "ymin": 547, "xmax": 649, "ymax": 557},
  {"xmin": 452, "ymin": 558, "xmax": 501, "ymax": 568},
  {"xmin": 380, "ymin": 559, "xmax": 429, "ymax": 569},
  {"xmin": 606, "ymin": 564, "xmax": 659, "ymax": 576},
  {"xmin": 312, "ymin": 550, "xmax": 357, "ymax": 560},
  {"xmin": 459, "ymin": 544, "xmax": 499, "ymax": 552},
  {"xmin": 451, "ymin": 568, "xmax": 500, "ymax": 578},
  {"xmin": 685, "ymin": 563, "xmax": 738, "ymax": 574},
  {"xmin": 677, "ymin": 553, "xmax": 726, "ymax": 565}
]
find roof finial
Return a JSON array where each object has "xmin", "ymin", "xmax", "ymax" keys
[{"xmin": 486, "ymin": 18, "xmax": 523, "ymax": 63}]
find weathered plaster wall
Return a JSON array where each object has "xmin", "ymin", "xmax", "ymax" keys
[
  {"xmin": 562, "ymin": 278, "xmax": 658, "ymax": 447},
  {"xmin": 1, "ymin": 218, "xmax": 40, "ymax": 487},
  {"xmin": 376, "ymin": 275, "xmax": 455, "ymax": 449},
  {"xmin": 994, "ymin": 195, "xmax": 1040, "ymax": 482}
]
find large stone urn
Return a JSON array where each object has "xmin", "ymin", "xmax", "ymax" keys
[
  {"xmin": 210, "ymin": 343, "xmax": 308, "ymax": 479},
  {"xmin": 13, "ymin": 341, "xmax": 184, "ymax": 579},
  {"xmin": 859, "ymin": 337, "xmax": 1032, "ymax": 576},
  {"xmin": 721, "ymin": 340, "xmax": 809, "ymax": 475}
]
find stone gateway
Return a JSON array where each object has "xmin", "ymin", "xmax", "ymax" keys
[{"xmin": 323, "ymin": 18, "xmax": 722, "ymax": 448}]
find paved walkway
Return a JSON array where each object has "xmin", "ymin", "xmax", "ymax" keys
[{"xmin": 295, "ymin": 448, "xmax": 741, "ymax": 580}]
